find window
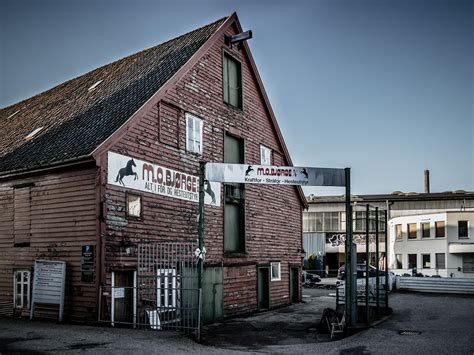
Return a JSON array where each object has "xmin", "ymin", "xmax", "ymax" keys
[
  {"xmin": 260, "ymin": 145, "xmax": 271, "ymax": 166},
  {"xmin": 223, "ymin": 52, "xmax": 242, "ymax": 109},
  {"xmin": 157, "ymin": 268, "xmax": 178, "ymax": 308},
  {"xmin": 395, "ymin": 224, "xmax": 402, "ymax": 241},
  {"xmin": 224, "ymin": 133, "xmax": 245, "ymax": 253},
  {"xmin": 14, "ymin": 270, "xmax": 31, "ymax": 309},
  {"xmin": 435, "ymin": 221, "xmax": 445, "ymax": 238},
  {"xmin": 408, "ymin": 254, "xmax": 417, "ymax": 269},
  {"xmin": 126, "ymin": 193, "xmax": 142, "ymax": 218},
  {"xmin": 355, "ymin": 211, "xmax": 366, "ymax": 231},
  {"xmin": 395, "ymin": 254, "xmax": 403, "ymax": 269},
  {"xmin": 421, "ymin": 223, "xmax": 430, "ymax": 238},
  {"xmin": 422, "ymin": 254, "xmax": 431, "ymax": 269},
  {"xmin": 408, "ymin": 223, "xmax": 417, "ymax": 239},
  {"xmin": 435, "ymin": 253, "xmax": 445, "ymax": 269},
  {"xmin": 463, "ymin": 253, "xmax": 474, "ymax": 273},
  {"xmin": 458, "ymin": 221, "xmax": 469, "ymax": 239},
  {"xmin": 14, "ymin": 186, "xmax": 31, "ymax": 247},
  {"xmin": 186, "ymin": 114, "xmax": 203, "ymax": 154},
  {"xmin": 271, "ymin": 262, "xmax": 281, "ymax": 281}
]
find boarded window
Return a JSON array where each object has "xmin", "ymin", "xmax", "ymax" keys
[
  {"xmin": 223, "ymin": 53, "xmax": 242, "ymax": 109},
  {"xmin": 159, "ymin": 102, "xmax": 179, "ymax": 148},
  {"xmin": 224, "ymin": 133, "xmax": 245, "ymax": 253},
  {"xmin": 435, "ymin": 253, "xmax": 445, "ymax": 269},
  {"xmin": 422, "ymin": 254, "xmax": 431, "ymax": 269},
  {"xmin": 14, "ymin": 186, "xmax": 31, "ymax": 246},
  {"xmin": 422, "ymin": 223, "xmax": 430, "ymax": 238},
  {"xmin": 186, "ymin": 113, "xmax": 203, "ymax": 155},
  {"xmin": 126, "ymin": 193, "xmax": 142, "ymax": 218},
  {"xmin": 407, "ymin": 223, "xmax": 417, "ymax": 239},
  {"xmin": 458, "ymin": 220, "xmax": 469, "ymax": 239},
  {"xmin": 408, "ymin": 254, "xmax": 417, "ymax": 269},
  {"xmin": 435, "ymin": 221, "xmax": 445, "ymax": 238},
  {"xmin": 395, "ymin": 224, "xmax": 402, "ymax": 240}
]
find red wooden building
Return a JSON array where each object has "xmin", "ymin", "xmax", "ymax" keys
[{"xmin": 0, "ymin": 13, "xmax": 306, "ymax": 326}]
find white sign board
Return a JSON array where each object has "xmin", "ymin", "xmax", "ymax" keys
[
  {"xmin": 107, "ymin": 152, "xmax": 221, "ymax": 206},
  {"xmin": 206, "ymin": 163, "xmax": 346, "ymax": 187},
  {"xmin": 30, "ymin": 260, "xmax": 66, "ymax": 322},
  {"xmin": 113, "ymin": 287, "xmax": 125, "ymax": 299}
]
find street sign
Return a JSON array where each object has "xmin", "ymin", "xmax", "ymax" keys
[{"xmin": 205, "ymin": 163, "xmax": 345, "ymax": 186}]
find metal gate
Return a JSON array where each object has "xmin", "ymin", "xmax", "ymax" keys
[{"xmin": 99, "ymin": 242, "xmax": 200, "ymax": 336}]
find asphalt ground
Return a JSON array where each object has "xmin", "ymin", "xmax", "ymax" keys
[{"xmin": 1, "ymin": 289, "xmax": 473, "ymax": 354}]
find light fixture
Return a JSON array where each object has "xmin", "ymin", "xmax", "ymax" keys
[{"xmin": 225, "ymin": 30, "xmax": 252, "ymax": 46}]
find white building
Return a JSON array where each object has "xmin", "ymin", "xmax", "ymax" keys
[{"xmin": 389, "ymin": 211, "xmax": 474, "ymax": 278}]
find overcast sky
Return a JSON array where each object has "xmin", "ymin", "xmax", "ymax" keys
[{"xmin": 1, "ymin": 0, "xmax": 472, "ymax": 195}]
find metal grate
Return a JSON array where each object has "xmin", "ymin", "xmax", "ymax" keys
[{"xmin": 98, "ymin": 242, "xmax": 200, "ymax": 336}]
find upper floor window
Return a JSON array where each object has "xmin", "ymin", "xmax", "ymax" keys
[
  {"xmin": 223, "ymin": 52, "xmax": 242, "ymax": 109},
  {"xmin": 458, "ymin": 220, "xmax": 469, "ymax": 239},
  {"xmin": 422, "ymin": 222, "xmax": 431, "ymax": 238},
  {"xmin": 260, "ymin": 145, "xmax": 271, "ymax": 166},
  {"xmin": 435, "ymin": 221, "xmax": 445, "ymax": 238},
  {"xmin": 408, "ymin": 223, "xmax": 417, "ymax": 239},
  {"xmin": 126, "ymin": 193, "xmax": 142, "ymax": 218},
  {"xmin": 395, "ymin": 224, "xmax": 402, "ymax": 241},
  {"xmin": 186, "ymin": 113, "xmax": 203, "ymax": 155}
]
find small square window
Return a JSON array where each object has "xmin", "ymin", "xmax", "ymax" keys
[
  {"xmin": 260, "ymin": 145, "xmax": 271, "ymax": 166},
  {"xmin": 458, "ymin": 220, "xmax": 469, "ymax": 239},
  {"xmin": 408, "ymin": 223, "xmax": 417, "ymax": 239},
  {"xmin": 271, "ymin": 262, "xmax": 281, "ymax": 281},
  {"xmin": 408, "ymin": 254, "xmax": 417, "ymax": 269},
  {"xmin": 186, "ymin": 113, "xmax": 203, "ymax": 155},
  {"xmin": 127, "ymin": 193, "xmax": 142, "ymax": 218},
  {"xmin": 395, "ymin": 224, "xmax": 402, "ymax": 241}
]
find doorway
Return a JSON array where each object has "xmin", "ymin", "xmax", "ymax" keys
[
  {"xmin": 290, "ymin": 267, "xmax": 299, "ymax": 303},
  {"xmin": 111, "ymin": 270, "xmax": 136, "ymax": 326},
  {"xmin": 258, "ymin": 266, "xmax": 270, "ymax": 310}
]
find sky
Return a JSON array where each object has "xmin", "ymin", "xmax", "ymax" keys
[{"xmin": 1, "ymin": 0, "xmax": 472, "ymax": 196}]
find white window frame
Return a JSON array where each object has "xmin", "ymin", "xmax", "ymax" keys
[
  {"xmin": 186, "ymin": 113, "xmax": 203, "ymax": 155},
  {"xmin": 271, "ymin": 262, "xmax": 281, "ymax": 281},
  {"xmin": 126, "ymin": 193, "xmax": 142, "ymax": 218},
  {"xmin": 260, "ymin": 145, "xmax": 271, "ymax": 166},
  {"xmin": 13, "ymin": 270, "xmax": 31, "ymax": 309},
  {"xmin": 458, "ymin": 220, "xmax": 469, "ymax": 239},
  {"xmin": 157, "ymin": 268, "xmax": 179, "ymax": 309}
]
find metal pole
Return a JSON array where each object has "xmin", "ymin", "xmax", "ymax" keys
[
  {"xmin": 365, "ymin": 204, "xmax": 370, "ymax": 326},
  {"xmin": 344, "ymin": 168, "xmax": 355, "ymax": 326},
  {"xmin": 375, "ymin": 207, "xmax": 380, "ymax": 318},
  {"xmin": 197, "ymin": 162, "xmax": 205, "ymax": 341},
  {"xmin": 384, "ymin": 209, "xmax": 389, "ymax": 313}
]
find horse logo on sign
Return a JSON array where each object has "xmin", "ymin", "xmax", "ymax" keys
[{"xmin": 115, "ymin": 159, "xmax": 138, "ymax": 186}]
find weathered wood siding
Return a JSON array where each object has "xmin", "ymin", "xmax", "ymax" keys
[
  {"xmin": 0, "ymin": 164, "xmax": 98, "ymax": 321},
  {"xmin": 102, "ymin": 22, "xmax": 302, "ymax": 316}
]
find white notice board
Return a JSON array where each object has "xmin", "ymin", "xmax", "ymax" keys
[{"xmin": 30, "ymin": 260, "xmax": 67, "ymax": 322}]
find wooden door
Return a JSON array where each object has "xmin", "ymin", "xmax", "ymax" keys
[
  {"xmin": 113, "ymin": 271, "xmax": 134, "ymax": 324},
  {"xmin": 290, "ymin": 267, "xmax": 299, "ymax": 303},
  {"xmin": 258, "ymin": 267, "xmax": 270, "ymax": 310}
]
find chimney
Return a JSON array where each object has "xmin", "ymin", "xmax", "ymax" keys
[{"xmin": 424, "ymin": 170, "xmax": 430, "ymax": 193}]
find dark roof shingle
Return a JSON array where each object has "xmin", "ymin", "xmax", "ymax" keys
[{"xmin": 0, "ymin": 16, "xmax": 227, "ymax": 175}]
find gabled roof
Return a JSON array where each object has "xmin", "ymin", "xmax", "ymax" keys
[
  {"xmin": 0, "ymin": 16, "xmax": 227, "ymax": 174},
  {"xmin": 0, "ymin": 13, "xmax": 307, "ymax": 208}
]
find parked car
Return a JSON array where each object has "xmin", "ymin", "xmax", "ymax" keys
[
  {"xmin": 337, "ymin": 263, "xmax": 388, "ymax": 280},
  {"xmin": 302, "ymin": 271, "xmax": 321, "ymax": 286}
]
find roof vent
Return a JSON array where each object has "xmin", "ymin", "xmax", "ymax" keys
[
  {"xmin": 392, "ymin": 191, "xmax": 404, "ymax": 195},
  {"xmin": 453, "ymin": 190, "xmax": 466, "ymax": 194},
  {"xmin": 8, "ymin": 109, "xmax": 21, "ymax": 118},
  {"xmin": 25, "ymin": 127, "xmax": 44, "ymax": 140},
  {"xmin": 88, "ymin": 80, "xmax": 103, "ymax": 91}
]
